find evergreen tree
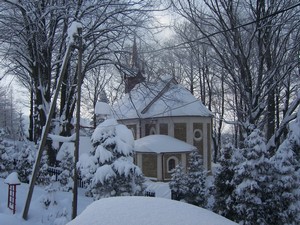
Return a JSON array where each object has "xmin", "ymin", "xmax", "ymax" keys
[
  {"xmin": 185, "ymin": 150, "xmax": 207, "ymax": 207},
  {"xmin": 269, "ymin": 108, "xmax": 300, "ymax": 224},
  {"xmin": 0, "ymin": 129, "xmax": 16, "ymax": 178},
  {"xmin": 231, "ymin": 129, "xmax": 273, "ymax": 225},
  {"xmin": 169, "ymin": 163, "xmax": 188, "ymax": 201},
  {"xmin": 36, "ymin": 150, "xmax": 51, "ymax": 185},
  {"xmin": 57, "ymin": 149, "xmax": 74, "ymax": 191},
  {"xmin": 213, "ymin": 143, "xmax": 236, "ymax": 219},
  {"xmin": 79, "ymin": 118, "xmax": 145, "ymax": 199},
  {"xmin": 0, "ymin": 129, "xmax": 6, "ymax": 177},
  {"xmin": 16, "ymin": 142, "xmax": 35, "ymax": 183}
]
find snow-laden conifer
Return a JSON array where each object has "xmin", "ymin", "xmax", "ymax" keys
[
  {"xmin": 270, "ymin": 108, "xmax": 300, "ymax": 224},
  {"xmin": 169, "ymin": 163, "xmax": 188, "ymax": 201},
  {"xmin": 185, "ymin": 150, "xmax": 207, "ymax": 207},
  {"xmin": 78, "ymin": 118, "xmax": 145, "ymax": 199},
  {"xmin": 57, "ymin": 149, "xmax": 73, "ymax": 191},
  {"xmin": 231, "ymin": 129, "xmax": 273, "ymax": 224},
  {"xmin": 16, "ymin": 142, "xmax": 35, "ymax": 183},
  {"xmin": 213, "ymin": 143, "xmax": 236, "ymax": 219}
]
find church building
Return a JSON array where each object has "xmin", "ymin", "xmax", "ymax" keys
[{"xmin": 112, "ymin": 39, "xmax": 213, "ymax": 181}]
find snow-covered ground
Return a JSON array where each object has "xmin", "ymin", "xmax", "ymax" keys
[
  {"xmin": 0, "ymin": 178, "xmax": 236, "ymax": 225},
  {"xmin": 67, "ymin": 196, "xmax": 237, "ymax": 225},
  {"xmin": 0, "ymin": 178, "xmax": 93, "ymax": 225}
]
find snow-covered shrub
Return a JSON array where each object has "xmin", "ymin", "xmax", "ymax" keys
[
  {"xmin": 53, "ymin": 208, "xmax": 69, "ymax": 225},
  {"xmin": 213, "ymin": 143, "xmax": 237, "ymax": 219},
  {"xmin": 78, "ymin": 118, "xmax": 145, "ymax": 199},
  {"xmin": 16, "ymin": 142, "xmax": 36, "ymax": 183},
  {"xmin": 57, "ymin": 148, "xmax": 74, "ymax": 191},
  {"xmin": 268, "ymin": 108, "xmax": 300, "ymax": 225},
  {"xmin": 36, "ymin": 150, "xmax": 51, "ymax": 185},
  {"xmin": 169, "ymin": 163, "xmax": 188, "ymax": 201},
  {"xmin": 231, "ymin": 129, "xmax": 274, "ymax": 224},
  {"xmin": 0, "ymin": 133, "xmax": 17, "ymax": 178},
  {"xmin": 41, "ymin": 182, "xmax": 58, "ymax": 209},
  {"xmin": 40, "ymin": 181, "xmax": 70, "ymax": 225},
  {"xmin": 184, "ymin": 150, "xmax": 207, "ymax": 207}
]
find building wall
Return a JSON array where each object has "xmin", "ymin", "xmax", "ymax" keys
[
  {"xmin": 136, "ymin": 152, "xmax": 190, "ymax": 181},
  {"xmin": 119, "ymin": 116, "xmax": 212, "ymax": 172}
]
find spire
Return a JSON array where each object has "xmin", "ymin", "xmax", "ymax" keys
[{"xmin": 124, "ymin": 36, "xmax": 145, "ymax": 93}]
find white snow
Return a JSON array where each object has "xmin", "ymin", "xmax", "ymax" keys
[
  {"xmin": 66, "ymin": 196, "xmax": 237, "ymax": 225},
  {"xmin": 4, "ymin": 172, "xmax": 21, "ymax": 185},
  {"xmin": 92, "ymin": 165, "xmax": 116, "ymax": 185},
  {"xmin": 56, "ymin": 136, "xmax": 93, "ymax": 161},
  {"xmin": 0, "ymin": 178, "xmax": 93, "ymax": 225},
  {"xmin": 95, "ymin": 145, "xmax": 113, "ymax": 164},
  {"xmin": 0, "ymin": 176, "xmax": 236, "ymax": 225},
  {"xmin": 135, "ymin": 135, "xmax": 197, "ymax": 153},
  {"xmin": 67, "ymin": 21, "xmax": 82, "ymax": 45},
  {"xmin": 94, "ymin": 102, "xmax": 111, "ymax": 116},
  {"xmin": 48, "ymin": 133, "xmax": 76, "ymax": 143}
]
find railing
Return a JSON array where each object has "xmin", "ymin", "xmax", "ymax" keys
[
  {"xmin": 144, "ymin": 190, "xmax": 155, "ymax": 197},
  {"xmin": 47, "ymin": 166, "xmax": 87, "ymax": 188}
]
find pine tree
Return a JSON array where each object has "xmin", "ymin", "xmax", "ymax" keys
[
  {"xmin": 16, "ymin": 142, "xmax": 35, "ymax": 183},
  {"xmin": 58, "ymin": 149, "xmax": 74, "ymax": 191},
  {"xmin": 169, "ymin": 163, "xmax": 188, "ymax": 201},
  {"xmin": 79, "ymin": 118, "xmax": 145, "ymax": 199},
  {"xmin": 213, "ymin": 143, "xmax": 236, "ymax": 219},
  {"xmin": 0, "ymin": 129, "xmax": 15, "ymax": 178},
  {"xmin": 231, "ymin": 129, "xmax": 273, "ymax": 225},
  {"xmin": 269, "ymin": 108, "xmax": 300, "ymax": 225},
  {"xmin": 184, "ymin": 150, "xmax": 207, "ymax": 207},
  {"xmin": 0, "ymin": 129, "xmax": 6, "ymax": 177},
  {"xmin": 36, "ymin": 150, "xmax": 51, "ymax": 185}
]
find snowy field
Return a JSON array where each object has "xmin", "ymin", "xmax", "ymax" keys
[
  {"xmin": 0, "ymin": 178, "xmax": 93, "ymax": 225},
  {"xmin": 0, "ymin": 178, "xmax": 236, "ymax": 225}
]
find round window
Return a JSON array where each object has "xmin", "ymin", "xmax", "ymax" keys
[{"xmin": 193, "ymin": 129, "xmax": 203, "ymax": 141}]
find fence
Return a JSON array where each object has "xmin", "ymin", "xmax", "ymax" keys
[
  {"xmin": 144, "ymin": 190, "xmax": 155, "ymax": 197},
  {"xmin": 47, "ymin": 166, "xmax": 86, "ymax": 188},
  {"xmin": 47, "ymin": 167, "xmax": 158, "ymax": 196}
]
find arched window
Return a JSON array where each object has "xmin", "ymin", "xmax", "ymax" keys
[
  {"xmin": 150, "ymin": 126, "xmax": 156, "ymax": 135},
  {"xmin": 167, "ymin": 157, "xmax": 178, "ymax": 173}
]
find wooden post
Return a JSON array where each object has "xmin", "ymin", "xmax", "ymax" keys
[
  {"xmin": 22, "ymin": 43, "xmax": 74, "ymax": 220},
  {"xmin": 72, "ymin": 27, "xmax": 83, "ymax": 220}
]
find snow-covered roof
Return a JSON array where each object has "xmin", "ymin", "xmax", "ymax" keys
[
  {"xmin": 135, "ymin": 135, "xmax": 197, "ymax": 153},
  {"xmin": 112, "ymin": 78, "xmax": 213, "ymax": 120},
  {"xmin": 66, "ymin": 196, "xmax": 237, "ymax": 225}
]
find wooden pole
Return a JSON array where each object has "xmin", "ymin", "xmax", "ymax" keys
[
  {"xmin": 72, "ymin": 27, "xmax": 83, "ymax": 219},
  {"xmin": 22, "ymin": 43, "xmax": 74, "ymax": 220}
]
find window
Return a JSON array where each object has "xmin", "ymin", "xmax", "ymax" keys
[
  {"xmin": 145, "ymin": 124, "xmax": 156, "ymax": 136},
  {"xmin": 167, "ymin": 157, "xmax": 178, "ymax": 173},
  {"xmin": 159, "ymin": 123, "xmax": 168, "ymax": 135},
  {"xmin": 150, "ymin": 127, "xmax": 156, "ymax": 135},
  {"xmin": 174, "ymin": 123, "xmax": 186, "ymax": 142},
  {"xmin": 193, "ymin": 129, "xmax": 203, "ymax": 141}
]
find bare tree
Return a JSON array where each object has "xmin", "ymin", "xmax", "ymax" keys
[
  {"xmin": 172, "ymin": 0, "xmax": 300, "ymax": 151},
  {"xmin": 0, "ymin": 0, "xmax": 159, "ymax": 144}
]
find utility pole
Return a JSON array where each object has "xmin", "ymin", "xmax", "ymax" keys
[
  {"xmin": 22, "ymin": 41, "xmax": 74, "ymax": 220},
  {"xmin": 72, "ymin": 27, "xmax": 83, "ymax": 219}
]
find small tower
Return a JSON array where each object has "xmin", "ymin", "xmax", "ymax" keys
[{"xmin": 124, "ymin": 36, "xmax": 145, "ymax": 93}]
